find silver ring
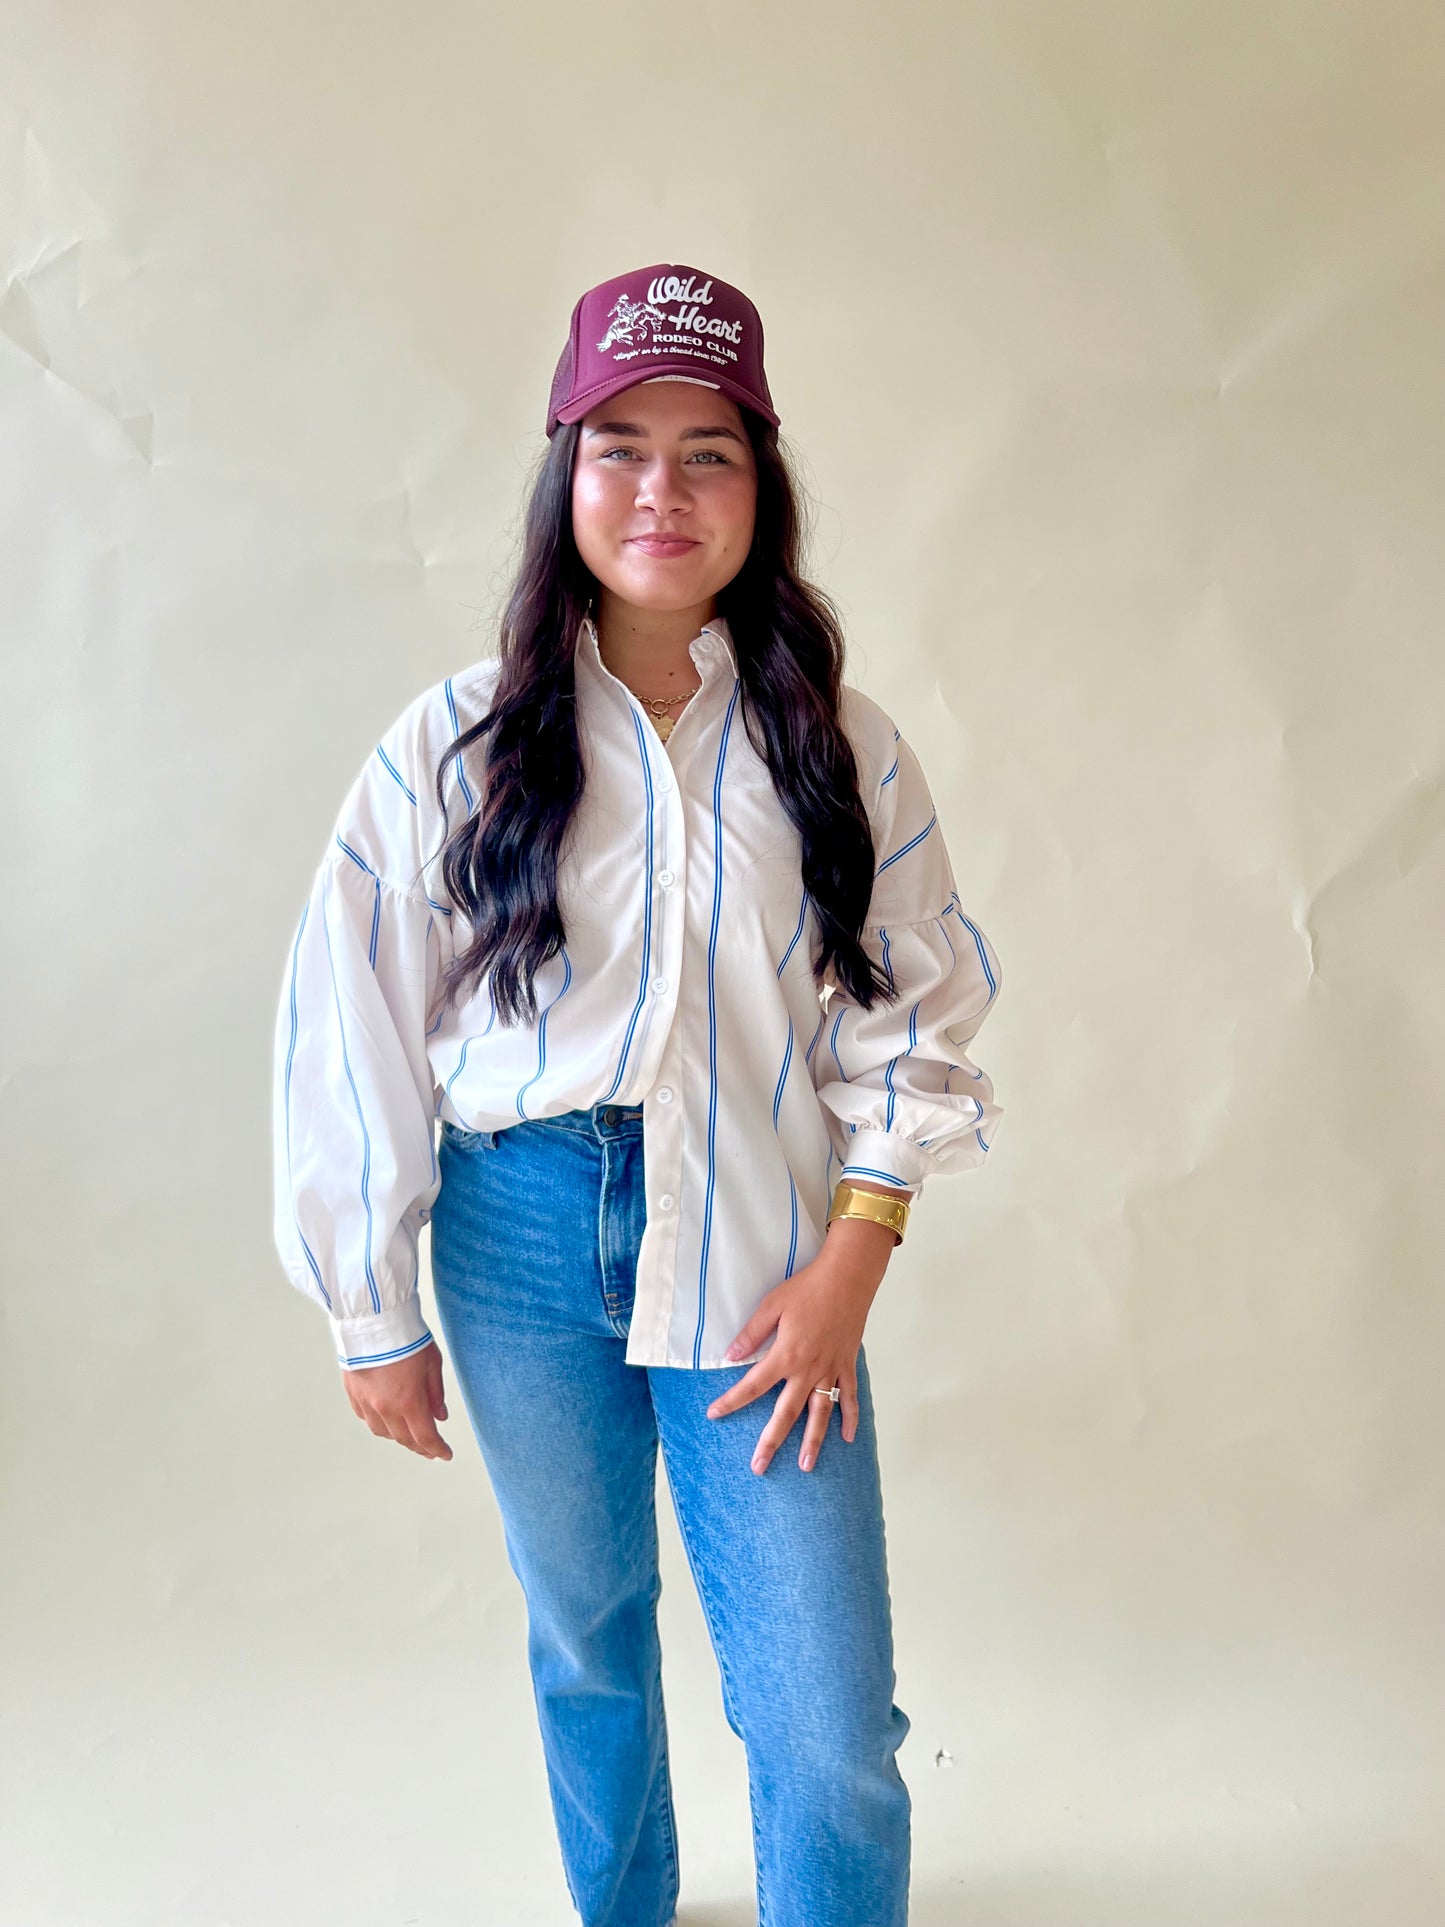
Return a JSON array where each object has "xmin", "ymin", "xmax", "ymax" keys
[{"xmin": 812, "ymin": 1385, "xmax": 840, "ymax": 1402}]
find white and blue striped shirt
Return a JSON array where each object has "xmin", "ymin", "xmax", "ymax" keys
[{"xmin": 272, "ymin": 613, "xmax": 1004, "ymax": 1371}]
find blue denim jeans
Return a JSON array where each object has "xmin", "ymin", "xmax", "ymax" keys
[{"xmin": 429, "ymin": 1101, "xmax": 912, "ymax": 1927}]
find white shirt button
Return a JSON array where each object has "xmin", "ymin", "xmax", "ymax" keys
[
  {"xmin": 657, "ymin": 869, "xmax": 675, "ymax": 888},
  {"xmin": 658, "ymin": 1193, "xmax": 675, "ymax": 1210},
  {"xmin": 656, "ymin": 1086, "xmax": 674, "ymax": 1103},
  {"xmin": 651, "ymin": 975, "xmax": 669, "ymax": 994},
  {"xmin": 657, "ymin": 771, "xmax": 673, "ymax": 792}
]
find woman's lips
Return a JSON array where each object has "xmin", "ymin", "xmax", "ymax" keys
[{"xmin": 627, "ymin": 536, "xmax": 700, "ymax": 558}]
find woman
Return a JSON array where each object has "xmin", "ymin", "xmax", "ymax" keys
[{"xmin": 272, "ymin": 261, "xmax": 1005, "ymax": 1927}]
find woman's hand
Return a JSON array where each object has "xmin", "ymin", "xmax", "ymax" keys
[
  {"xmin": 705, "ymin": 1215, "xmax": 898, "ymax": 1474},
  {"xmin": 342, "ymin": 1341, "xmax": 453, "ymax": 1461}
]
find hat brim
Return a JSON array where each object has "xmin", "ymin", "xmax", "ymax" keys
[{"xmin": 550, "ymin": 364, "xmax": 779, "ymax": 436}]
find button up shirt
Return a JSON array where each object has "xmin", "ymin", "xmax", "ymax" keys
[{"xmin": 272, "ymin": 613, "xmax": 1004, "ymax": 1371}]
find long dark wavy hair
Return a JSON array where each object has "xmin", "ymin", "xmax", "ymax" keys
[{"xmin": 429, "ymin": 409, "xmax": 897, "ymax": 1027}]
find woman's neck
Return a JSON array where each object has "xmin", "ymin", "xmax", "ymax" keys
[{"xmin": 593, "ymin": 597, "xmax": 712, "ymax": 696}]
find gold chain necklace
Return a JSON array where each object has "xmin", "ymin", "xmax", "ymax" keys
[
  {"xmin": 637, "ymin": 686, "xmax": 698, "ymax": 715},
  {"xmin": 596, "ymin": 629, "xmax": 702, "ymax": 742},
  {"xmin": 637, "ymin": 686, "xmax": 699, "ymax": 742}
]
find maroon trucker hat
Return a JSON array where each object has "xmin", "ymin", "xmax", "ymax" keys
[{"xmin": 546, "ymin": 262, "xmax": 780, "ymax": 438}]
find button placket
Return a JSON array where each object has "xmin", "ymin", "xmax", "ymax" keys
[
  {"xmin": 624, "ymin": 767, "xmax": 683, "ymax": 1090},
  {"xmin": 634, "ymin": 1007, "xmax": 689, "ymax": 1364},
  {"xmin": 630, "ymin": 725, "xmax": 690, "ymax": 1338},
  {"xmin": 630, "ymin": 754, "xmax": 688, "ymax": 1097}
]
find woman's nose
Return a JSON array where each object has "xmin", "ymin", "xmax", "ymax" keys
[{"xmin": 634, "ymin": 461, "xmax": 692, "ymax": 510}]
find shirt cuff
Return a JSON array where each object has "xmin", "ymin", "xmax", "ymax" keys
[
  {"xmin": 836, "ymin": 1126, "xmax": 934, "ymax": 1194},
  {"xmin": 330, "ymin": 1297, "xmax": 436, "ymax": 1371}
]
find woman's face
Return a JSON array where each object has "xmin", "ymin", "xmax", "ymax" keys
[{"xmin": 571, "ymin": 379, "xmax": 758, "ymax": 618}]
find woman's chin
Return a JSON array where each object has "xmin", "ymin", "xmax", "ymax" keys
[{"xmin": 608, "ymin": 565, "xmax": 714, "ymax": 608}]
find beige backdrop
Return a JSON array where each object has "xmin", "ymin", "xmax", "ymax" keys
[{"xmin": 3, "ymin": 2, "xmax": 1442, "ymax": 1923}]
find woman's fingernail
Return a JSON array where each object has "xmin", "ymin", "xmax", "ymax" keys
[{"xmin": 801, "ymin": 1452, "xmax": 815, "ymax": 1471}]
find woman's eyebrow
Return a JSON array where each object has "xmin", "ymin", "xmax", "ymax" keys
[{"xmin": 583, "ymin": 421, "xmax": 748, "ymax": 446}]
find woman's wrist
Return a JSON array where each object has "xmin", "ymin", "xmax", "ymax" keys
[
  {"xmin": 823, "ymin": 1179, "xmax": 914, "ymax": 1276},
  {"xmin": 823, "ymin": 1212, "xmax": 896, "ymax": 1267},
  {"xmin": 824, "ymin": 1171, "xmax": 917, "ymax": 1264}
]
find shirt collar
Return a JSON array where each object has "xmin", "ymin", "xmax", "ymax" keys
[{"xmin": 576, "ymin": 610, "xmax": 739, "ymax": 686}]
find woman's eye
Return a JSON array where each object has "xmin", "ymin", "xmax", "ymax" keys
[{"xmin": 599, "ymin": 447, "xmax": 729, "ymax": 464}]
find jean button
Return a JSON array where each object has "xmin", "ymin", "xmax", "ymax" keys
[{"xmin": 602, "ymin": 1106, "xmax": 618, "ymax": 1125}]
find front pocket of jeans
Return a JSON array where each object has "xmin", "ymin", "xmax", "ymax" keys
[{"xmin": 440, "ymin": 1119, "xmax": 498, "ymax": 1152}]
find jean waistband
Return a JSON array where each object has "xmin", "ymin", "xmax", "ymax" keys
[{"xmin": 517, "ymin": 1102, "xmax": 644, "ymax": 1142}]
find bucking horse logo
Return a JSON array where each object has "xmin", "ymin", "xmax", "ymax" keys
[{"xmin": 597, "ymin": 293, "xmax": 666, "ymax": 353}]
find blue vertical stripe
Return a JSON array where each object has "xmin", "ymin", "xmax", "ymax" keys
[
  {"xmin": 420, "ymin": 921, "xmax": 440, "ymax": 1189},
  {"xmin": 439, "ymin": 980, "xmax": 498, "ymax": 1117},
  {"xmin": 775, "ymin": 889, "xmax": 809, "ymax": 978},
  {"xmin": 444, "ymin": 679, "xmax": 476, "ymax": 813},
  {"xmin": 883, "ymin": 1053, "xmax": 899, "ymax": 1129},
  {"xmin": 334, "ymin": 835, "xmax": 382, "ymax": 964},
  {"xmin": 828, "ymin": 1006, "xmax": 849, "ymax": 1077},
  {"xmin": 876, "ymin": 810, "xmax": 937, "ymax": 875},
  {"xmin": 770, "ymin": 1022, "xmax": 801, "ymax": 1278},
  {"xmin": 946, "ymin": 891, "xmax": 998, "ymax": 997},
  {"xmin": 602, "ymin": 707, "xmax": 658, "ymax": 1101},
  {"xmin": 879, "ymin": 927, "xmax": 899, "ymax": 1127},
  {"xmin": 320, "ymin": 867, "xmax": 382, "ymax": 1315},
  {"xmin": 424, "ymin": 916, "xmax": 445, "ymax": 1038},
  {"xmin": 693, "ymin": 678, "xmax": 742, "ymax": 1367},
  {"xmin": 335, "ymin": 834, "xmax": 375, "ymax": 877},
  {"xmin": 516, "ymin": 946, "xmax": 574, "ymax": 1119},
  {"xmin": 375, "ymin": 744, "xmax": 417, "ymax": 805}
]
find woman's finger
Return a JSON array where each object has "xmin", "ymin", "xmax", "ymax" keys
[
  {"xmin": 425, "ymin": 1345, "xmax": 449, "ymax": 1422},
  {"xmin": 722, "ymin": 1290, "xmax": 782, "ymax": 1364},
  {"xmin": 707, "ymin": 1354, "xmax": 782, "ymax": 1421},
  {"xmin": 750, "ymin": 1382, "xmax": 813, "ymax": 1473},
  {"xmin": 838, "ymin": 1362, "xmax": 860, "ymax": 1444},
  {"xmin": 357, "ymin": 1389, "xmax": 411, "ymax": 1451},
  {"xmin": 400, "ymin": 1410, "xmax": 452, "ymax": 1460},
  {"xmin": 798, "ymin": 1388, "xmax": 836, "ymax": 1471},
  {"xmin": 372, "ymin": 1392, "xmax": 444, "ymax": 1460}
]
